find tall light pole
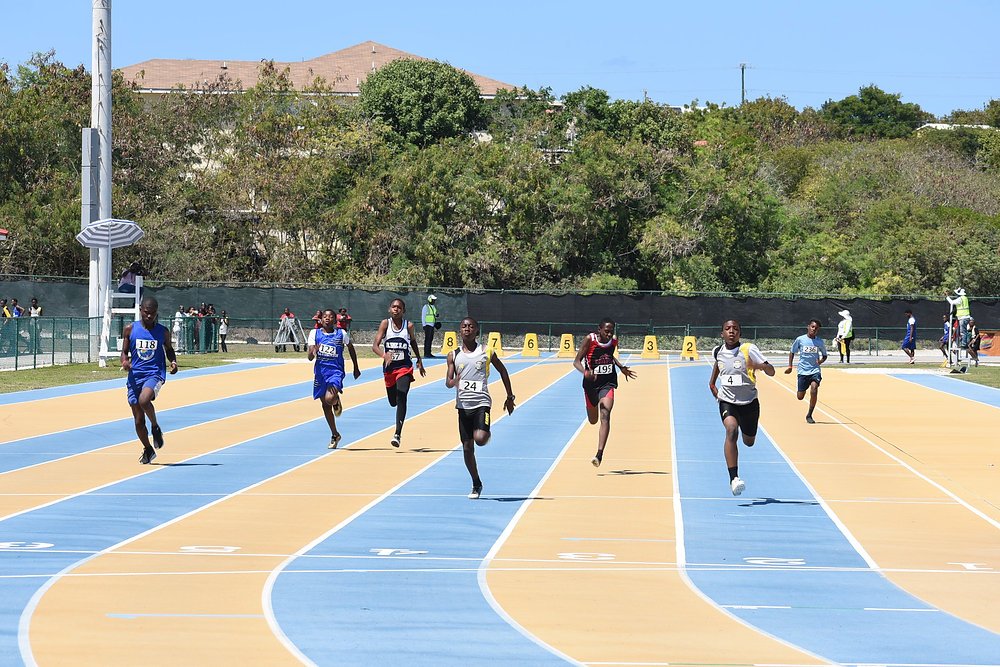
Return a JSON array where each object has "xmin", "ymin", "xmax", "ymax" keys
[
  {"xmin": 84, "ymin": 1, "xmax": 113, "ymax": 352},
  {"xmin": 740, "ymin": 63, "xmax": 747, "ymax": 105}
]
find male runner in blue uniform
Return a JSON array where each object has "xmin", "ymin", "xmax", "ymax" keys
[
  {"xmin": 785, "ymin": 319, "xmax": 828, "ymax": 424},
  {"xmin": 121, "ymin": 296, "xmax": 178, "ymax": 465},
  {"xmin": 308, "ymin": 308, "xmax": 361, "ymax": 449}
]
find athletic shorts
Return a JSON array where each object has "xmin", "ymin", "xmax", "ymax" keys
[
  {"xmin": 901, "ymin": 338, "xmax": 916, "ymax": 351},
  {"xmin": 313, "ymin": 368, "xmax": 345, "ymax": 399},
  {"xmin": 717, "ymin": 398, "xmax": 761, "ymax": 437},
  {"xmin": 126, "ymin": 373, "xmax": 164, "ymax": 406},
  {"xmin": 584, "ymin": 383, "xmax": 615, "ymax": 409},
  {"xmin": 796, "ymin": 372, "xmax": 821, "ymax": 393},
  {"xmin": 457, "ymin": 406, "xmax": 491, "ymax": 442},
  {"xmin": 384, "ymin": 366, "xmax": 414, "ymax": 388}
]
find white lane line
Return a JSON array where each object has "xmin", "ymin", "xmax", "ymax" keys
[
  {"xmin": 474, "ymin": 369, "xmax": 588, "ymax": 667},
  {"xmin": 0, "ymin": 374, "xmax": 312, "ymax": 448},
  {"xmin": 668, "ymin": 360, "xmax": 833, "ymax": 665},
  {"xmin": 2, "ymin": 561, "xmax": 998, "ymax": 581},
  {"xmin": 13, "ymin": 368, "xmax": 478, "ymax": 667},
  {"xmin": 260, "ymin": 356, "xmax": 560, "ymax": 666},
  {"xmin": 765, "ymin": 374, "xmax": 1000, "ymax": 532}
]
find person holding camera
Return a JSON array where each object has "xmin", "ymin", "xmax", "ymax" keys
[{"xmin": 421, "ymin": 294, "xmax": 441, "ymax": 359}]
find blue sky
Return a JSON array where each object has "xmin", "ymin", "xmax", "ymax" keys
[{"xmin": 5, "ymin": 1, "xmax": 999, "ymax": 117}]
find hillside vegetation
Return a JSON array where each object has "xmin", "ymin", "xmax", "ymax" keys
[{"xmin": 2, "ymin": 53, "xmax": 999, "ymax": 295}]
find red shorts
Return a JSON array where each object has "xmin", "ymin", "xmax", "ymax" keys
[{"xmin": 383, "ymin": 366, "xmax": 414, "ymax": 388}]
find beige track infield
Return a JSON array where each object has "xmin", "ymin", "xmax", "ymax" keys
[
  {"xmin": 0, "ymin": 360, "xmax": 383, "ymax": 520},
  {"xmin": 486, "ymin": 362, "xmax": 825, "ymax": 666},
  {"xmin": 20, "ymin": 360, "xmax": 1000, "ymax": 664},
  {"xmin": 27, "ymin": 361, "xmax": 570, "ymax": 666},
  {"xmin": 756, "ymin": 368, "xmax": 1000, "ymax": 633}
]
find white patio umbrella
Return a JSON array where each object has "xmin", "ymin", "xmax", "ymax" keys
[{"xmin": 75, "ymin": 218, "xmax": 144, "ymax": 249}]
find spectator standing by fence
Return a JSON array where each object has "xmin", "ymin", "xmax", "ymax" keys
[
  {"xmin": 28, "ymin": 298, "xmax": 42, "ymax": 353},
  {"xmin": 337, "ymin": 308, "xmax": 352, "ymax": 330},
  {"xmin": 834, "ymin": 309, "xmax": 853, "ymax": 364},
  {"xmin": 901, "ymin": 310, "xmax": 917, "ymax": 364},
  {"xmin": 421, "ymin": 294, "xmax": 439, "ymax": 358},
  {"xmin": 219, "ymin": 310, "xmax": 230, "ymax": 353},
  {"xmin": 0, "ymin": 299, "xmax": 10, "ymax": 355},
  {"xmin": 938, "ymin": 315, "xmax": 950, "ymax": 360},
  {"xmin": 172, "ymin": 306, "xmax": 184, "ymax": 352}
]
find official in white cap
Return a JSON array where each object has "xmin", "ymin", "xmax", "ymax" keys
[
  {"xmin": 421, "ymin": 294, "xmax": 440, "ymax": 358},
  {"xmin": 835, "ymin": 309, "xmax": 854, "ymax": 363},
  {"xmin": 945, "ymin": 288, "xmax": 972, "ymax": 347}
]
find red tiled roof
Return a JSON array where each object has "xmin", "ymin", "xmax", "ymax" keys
[{"xmin": 117, "ymin": 40, "xmax": 515, "ymax": 97}]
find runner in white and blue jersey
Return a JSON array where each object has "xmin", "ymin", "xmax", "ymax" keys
[
  {"xmin": 785, "ymin": 319, "xmax": 828, "ymax": 424},
  {"xmin": 308, "ymin": 309, "xmax": 361, "ymax": 449},
  {"xmin": 121, "ymin": 296, "xmax": 178, "ymax": 465}
]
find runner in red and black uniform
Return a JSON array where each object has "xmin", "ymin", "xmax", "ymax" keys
[
  {"xmin": 573, "ymin": 318, "xmax": 637, "ymax": 468},
  {"xmin": 372, "ymin": 298, "xmax": 426, "ymax": 448}
]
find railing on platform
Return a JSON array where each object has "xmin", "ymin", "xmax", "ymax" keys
[{"xmin": 0, "ymin": 317, "xmax": 938, "ymax": 371}]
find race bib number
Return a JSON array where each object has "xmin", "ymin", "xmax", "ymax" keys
[
  {"xmin": 593, "ymin": 363, "xmax": 613, "ymax": 375},
  {"xmin": 461, "ymin": 380, "xmax": 485, "ymax": 393},
  {"xmin": 135, "ymin": 339, "xmax": 158, "ymax": 351},
  {"xmin": 391, "ymin": 351, "xmax": 405, "ymax": 361},
  {"xmin": 721, "ymin": 374, "xmax": 744, "ymax": 387},
  {"xmin": 317, "ymin": 344, "xmax": 339, "ymax": 358}
]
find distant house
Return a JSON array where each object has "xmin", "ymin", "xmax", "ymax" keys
[
  {"xmin": 117, "ymin": 40, "xmax": 515, "ymax": 99},
  {"xmin": 916, "ymin": 123, "xmax": 995, "ymax": 132}
]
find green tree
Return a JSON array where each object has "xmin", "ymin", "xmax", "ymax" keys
[
  {"xmin": 821, "ymin": 85, "xmax": 931, "ymax": 139},
  {"xmin": 357, "ymin": 59, "xmax": 486, "ymax": 147}
]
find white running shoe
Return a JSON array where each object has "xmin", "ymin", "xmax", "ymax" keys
[{"xmin": 730, "ymin": 477, "xmax": 745, "ymax": 496}]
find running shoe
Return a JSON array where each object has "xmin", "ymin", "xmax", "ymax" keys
[
  {"xmin": 151, "ymin": 424, "xmax": 164, "ymax": 449},
  {"xmin": 329, "ymin": 433, "xmax": 342, "ymax": 450},
  {"xmin": 468, "ymin": 483, "xmax": 483, "ymax": 500},
  {"xmin": 805, "ymin": 415, "xmax": 815, "ymax": 424},
  {"xmin": 730, "ymin": 476, "xmax": 745, "ymax": 496},
  {"xmin": 391, "ymin": 433, "xmax": 401, "ymax": 448},
  {"xmin": 332, "ymin": 399, "xmax": 343, "ymax": 418},
  {"xmin": 591, "ymin": 451, "xmax": 603, "ymax": 468},
  {"xmin": 139, "ymin": 445, "xmax": 157, "ymax": 465}
]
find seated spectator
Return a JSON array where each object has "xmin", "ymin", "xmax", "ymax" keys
[
  {"xmin": 337, "ymin": 308, "xmax": 352, "ymax": 330},
  {"xmin": 117, "ymin": 261, "xmax": 146, "ymax": 294}
]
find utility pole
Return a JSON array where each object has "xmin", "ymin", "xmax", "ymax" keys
[
  {"xmin": 740, "ymin": 63, "xmax": 746, "ymax": 105},
  {"xmin": 85, "ymin": 0, "xmax": 113, "ymax": 357}
]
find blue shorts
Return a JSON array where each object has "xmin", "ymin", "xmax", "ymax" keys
[
  {"xmin": 313, "ymin": 368, "xmax": 345, "ymax": 399},
  {"xmin": 126, "ymin": 373, "xmax": 164, "ymax": 405},
  {"xmin": 797, "ymin": 373, "xmax": 821, "ymax": 393},
  {"xmin": 901, "ymin": 338, "xmax": 916, "ymax": 351}
]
